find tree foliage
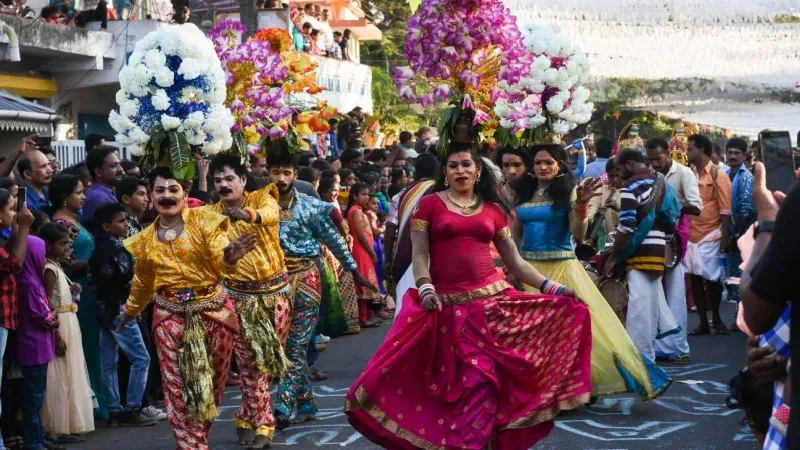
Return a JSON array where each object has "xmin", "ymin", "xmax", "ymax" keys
[{"xmin": 360, "ymin": 0, "xmax": 412, "ymax": 71}]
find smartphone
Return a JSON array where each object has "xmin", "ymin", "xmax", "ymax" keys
[
  {"xmin": 34, "ymin": 135, "xmax": 51, "ymax": 149},
  {"xmin": 758, "ymin": 131, "xmax": 795, "ymax": 194},
  {"xmin": 16, "ymin": 187, "xmax": 26, "ymax": 212}
]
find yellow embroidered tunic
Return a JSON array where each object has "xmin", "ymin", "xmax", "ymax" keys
[
  {"xmin": 123, "ymin": 207, "xmax": 232, "ymax": 316},
  {"xmin": 201, "ymin": 184, "xmax": 285, "ymax": 284}
]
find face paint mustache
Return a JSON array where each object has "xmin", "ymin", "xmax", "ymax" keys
[
  {"xmin": 218, "ymin": 187, "xmax": 233, "ymax": 195},
  {"xmin": 158, "ymin": 198, "xmax": 178, "ymax": 207}
]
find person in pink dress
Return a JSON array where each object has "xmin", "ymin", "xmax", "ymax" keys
[
  {"xmin": 346, "ymin": 183, "xmax": 382, "ymax": 327},
  {"xmin": 345, "ymin": 143, "xmax": 593, "ymax": 450}
]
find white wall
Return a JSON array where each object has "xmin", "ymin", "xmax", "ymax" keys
[
  {"xmin": 504, "ymin": 0, "xmax": 800, "ymax": 23},
  {"xmin": 51, "ymin": 84, "xmax": 118, "ymax": 140}
]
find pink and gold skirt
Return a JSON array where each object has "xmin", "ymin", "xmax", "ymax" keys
[{"xmin": 345, "ymin": 288, "xmax": 593, "ymax": 450}]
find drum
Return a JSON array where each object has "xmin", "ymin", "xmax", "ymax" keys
[
  {"xmin": 598, "ymin": 278, "xmax": 628, "ymax": 325},
  {"xmin": 575, "ymin": 242, "xmax": 597, "ymax": 262},
  {"xmin": 584, "ymin": 264, "xmax": 600, "ymax": 286},
  {"xmin": 664, "ymin": 237, "xmax": 679, "ymax": 269}
]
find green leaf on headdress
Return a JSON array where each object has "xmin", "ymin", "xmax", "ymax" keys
[{"xmin": 167, "ymin": 131, "xmax": 193, "ymax": 181}]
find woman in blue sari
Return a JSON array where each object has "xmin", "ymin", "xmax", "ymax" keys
[{"xmin": 49, "ymin": 175, "xmax": 106, "ymax": 420}]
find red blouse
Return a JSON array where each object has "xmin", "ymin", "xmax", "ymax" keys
[{"xmin": 410, "ymin": 194, "xmax": 511, "ymax": 295}]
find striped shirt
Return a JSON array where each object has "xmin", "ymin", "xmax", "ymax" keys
[{"xmin": 617, "ymin": 167, "xmax": 668, "ymax": 272}]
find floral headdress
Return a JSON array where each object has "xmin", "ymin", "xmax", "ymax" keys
[
  {"xmin": 209, "ymin": 22, "xmax": 336, "ymax": 156},
  {"xmin": 494, "ymin": 21, "xmax": 593, "ymax": 147},
  {"xmin": 393, "ymin": 0, "xmax": 527, "ymax": 153},
  {"xmin": 110, "ymin": 23, "xmax": 234, "ymax": 180}
]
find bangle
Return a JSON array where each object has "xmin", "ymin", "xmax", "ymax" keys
[
  {"xmin": 418, "ymin": 283, "xmax": 436, "ymax": 298},
  {"xmin": 243, "ymin": 207, "xmax": 257, "ymax": 223},
  {"xmin": 540, "ymin": 279, "xmax": 550, "ymax": 293}
]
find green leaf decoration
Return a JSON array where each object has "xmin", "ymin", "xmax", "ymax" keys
[
  {"xmin": 232, "ymin": 131, "xmax": 248, "ymax": 164},
  {"xmin": 167, "ymin": 131, "xmax": 192, "ymax": 180},
  {"xmin": 408, "ymin": 0, "xmax": 421, "ymax": 13}
]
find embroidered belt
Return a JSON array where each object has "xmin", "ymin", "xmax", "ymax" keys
[
  {"xmin": 154, "ymin": 284, "xmax": 227, "ymax": 314},
  {"xmin": 438, "ymin": 280, "xmax": 511, "ymax": 305},
  {"xmin": 56, "ymin": 304, "xmax": 78, "ymax": 313},
  {"xmin": 285, "ymin": 256, "xmax": 315, "ymax": 275},
  {"xmin": 225, "ymin": 272, "xmax": 289, "ymax": 294},
  {"xmin": 224, "ymin": 272, "xmax": 290, "ymax": 307},
  {"xmin": 520, "ymin": 250, "xmax": 575, "ymax": 261}
]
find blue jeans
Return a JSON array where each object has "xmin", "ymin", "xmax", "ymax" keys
[
  {"xmin": 100, "ymin": 319, "xmax": 150, "ymax": 412},
  {"xmin": 0, "ymin": 327, "xmax": 7, "ymax": 449},
  {"xmin": 21, "ymin": 364, "xmax": 47, "ymax": 450}
]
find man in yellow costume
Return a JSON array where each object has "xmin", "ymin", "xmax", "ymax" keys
[
  {"xmin": 205, "ymin": 154, "xmax": 291, "ymax": 449},
  {"xmin": 118, "ymin": 167, "xmax": 257, "ymax": 450}
]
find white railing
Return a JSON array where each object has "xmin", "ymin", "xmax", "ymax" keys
[{"xmin": 52, "ymin": 140, "xmax": 137, "ymax": 169}]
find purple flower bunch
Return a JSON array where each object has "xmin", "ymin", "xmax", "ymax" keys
[
  {"xmin": 394, "ymin": 0, "xmax": 527, "ymax": 108},
  {"xmin": 208, "ymin": 20, "xmax": 294, "ymax": 142}
]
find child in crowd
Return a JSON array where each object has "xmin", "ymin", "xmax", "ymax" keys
[
  {"xmin": 346, "ymin": 183, "xmax": 381, "ymax": 328},
  {"xmin": 88, "ymin": 203, "xmax": 156, "ymax": 427},
  {"xmin": 40, "ymin": 222, "xmax": 95, "ymax": 443},
  {"xmin": 16, "ymin": 222, "xmax": 58, "ymax": 450}
]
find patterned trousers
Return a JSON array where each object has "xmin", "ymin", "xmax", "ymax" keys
[
  {"xmin": 232, "ymin": 293, "xmax": 291, "ymax": 437},
  {"xmin": 274, "ymin": 266, "xmax": 321, "ymax": 418},
  {"xmin": 154, "ymin": 313, "xmax": 234, "ymax": 450}
]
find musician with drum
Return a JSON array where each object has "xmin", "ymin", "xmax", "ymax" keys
[
  {"xmin": 514, "ymin": 144, "xmax": 671, "ymax": 401},
  {"xmin": 604, "ymin": 148, "xmax": 683, "ymax": 363},
  {"xmin": 646, "ymin": 138, "xmax": 704, "ymax": 363}
]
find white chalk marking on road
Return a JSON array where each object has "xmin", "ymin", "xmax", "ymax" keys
[
  {"xmin": 734, "ymin": 425, "xmax": 757, "ymax": 442},
  {"xmin": 652, "ymin": 396, "xmax": 738, "ymax": 416},
  {"xmin": 583, "ymin": 398, "xmax": 635, "ymax": 416},
  {"xmin": 662, "ymin": 363, "xmax": 728, "ymax": 377},
  {"xmin": 272, "ymin": 424, "xmax": 363, "ymax": 446},
  {"xmin": 682, "ymin": 380, "xmax": 731, "ymax": 395},
  {"xmin": 555, "ymin": 420, "xmax": 695, "ymax": 441}
]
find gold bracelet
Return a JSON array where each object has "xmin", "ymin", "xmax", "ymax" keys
[{"xmin": 243, "ymin": 207, "xmax": 257, "ymax": 223}]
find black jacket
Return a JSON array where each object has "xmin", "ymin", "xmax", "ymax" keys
[{"xmin": 89, "ymin": 235, "xmax": 134, "ymax": 329}]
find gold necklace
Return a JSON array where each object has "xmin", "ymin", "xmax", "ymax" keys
[
  {"xmin": 447, "ymin": 191, "xmax": 480, "ymax": 214},
  {"xmin": 279, "ymin": 196, "xmax": 295, "ymax": 222},
  {"xmin": 158, "ymin": 217, "xmax": 181, "ymax": 242}
]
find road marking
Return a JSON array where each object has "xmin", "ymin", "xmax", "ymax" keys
[
  {"xmin": 652, "ymin": 397, "xmax": 738, "ymax": 416},
  {"xmin": 555, "ymin": 420, "xmax": 695, "ymax": 441},
  {"xmin": 662, "ymin": 363, "xmax": 729, "ymax": 377}
]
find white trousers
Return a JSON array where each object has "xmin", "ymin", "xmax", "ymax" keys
[
  {"xmin": 625, "ymin": 270, "xmax": 678, "ymax": 361},
  {"xmin": 392, "ymin": 266, "xmax": 416, "ymax": 323},
  {"xmin": 654, "ymin": 264, "xmax": 691, "ymax": 358}
]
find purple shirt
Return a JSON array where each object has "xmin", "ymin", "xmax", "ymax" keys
[
  {"xmin": 83, "ymin": 183, "xmax": 117, "ymax": 223},
  {"xmin": 15, "ymin": 236, "xmax": 54, "ymax": 367}
]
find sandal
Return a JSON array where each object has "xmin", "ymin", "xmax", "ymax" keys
[
  {"xmin": 44, "ymin": 441, "xmax": 66, "ymax": 450},
  {"xmin": 377, "ymin": 309, "xmax": 393, "ymax": 320},
  {"xmin": 361, "ymin": 318, "xmax": 381, "ymax": 328},
  {"xmin": 688, "ymin": 326, "xmax": 711, "ymax": 336},
  {"xmin": 673, "ymin": 354, "xmax": 691, "ymax": 364},
  {"xmin": 53, "ymin": 435, "xmax": 85, "ymax": 444},
  {"xmin": 713, "ymin": 324, "xmax": 730, "ymax": 335},
  {"xmin": 310, "ymin": 368, "xmax": 329, "ymax": 382}
]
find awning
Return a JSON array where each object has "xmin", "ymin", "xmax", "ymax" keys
[
  {"xmin": 0, "ymin": 73, "xmax": 57, "ymax": 99},
  {"xmin": 330, "ymin": 19, "xmax": 382, "ymax": 41},
  {"xmin": 0, "ymin": 89, "xmax": 60, "ymax": 134}
]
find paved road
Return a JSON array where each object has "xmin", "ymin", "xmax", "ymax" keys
[{"xmin": 72, "ymin": 303, "xmax": 756, "ymax": 450}]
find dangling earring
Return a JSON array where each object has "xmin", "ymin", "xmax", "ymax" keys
[
  {"xmin": 444, "ymin": 178, "xmax": 449, "ymax": 187},
  {"xmin": 476, "ymin": 173, "xmax": 481, "ymax": 183}
]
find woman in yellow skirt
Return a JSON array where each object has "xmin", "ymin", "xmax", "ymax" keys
[{"xmin": 512, "ymin": 144, "xmax": 671, "ymax": 400}]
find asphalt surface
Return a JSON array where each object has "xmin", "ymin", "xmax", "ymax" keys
[{"xmin": 71, "ymin": 303, "xmax": 755, "ymax": 450}]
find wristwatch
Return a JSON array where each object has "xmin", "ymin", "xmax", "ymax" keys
[{"xmin": 753, "ymin": 221, "xmax": 775, "ymax": 239}]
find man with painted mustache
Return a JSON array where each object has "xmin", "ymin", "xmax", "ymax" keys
[
  {"xmin": 116, "ymin": 167, "xmax": 258, "ymax": 450},
  {"xmin": 202, "ymin": 154, "xmax": 291, "ymax": 450}
]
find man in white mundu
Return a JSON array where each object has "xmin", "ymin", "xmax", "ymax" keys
[{"xmin": 683, "ymin": 135, "xmax": 733, "ymax": 336}]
